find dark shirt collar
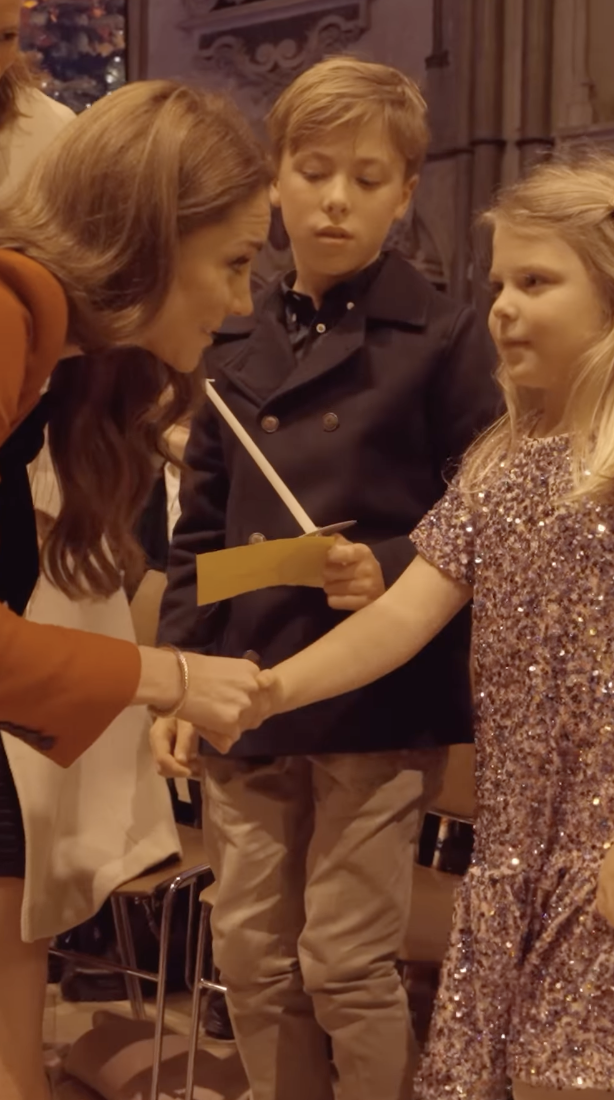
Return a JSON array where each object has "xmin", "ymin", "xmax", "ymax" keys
[{"xmin": 282, "ymin": 255, "xmax": 385, "ymax": 354}]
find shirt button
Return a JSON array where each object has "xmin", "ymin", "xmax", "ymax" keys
[
  {"xmin": 316, "ymin": 322, "xmax": 327, "ymax": 334},
  {"xmin": 242, "ymin": 649, "xmax": 261, "ymax": 666},
  {"xmin": 261, "ymin": 415, "xmax": 279, "ymax": 433},
  {"xmin": 346, "ymin": 301, "xmax": 355, "ymax": 311},
  {"xmin": 322, "ymin": 412, "xmax": 339, "ymax": 432},
  {"xmin": 248, "ymin": 531, "xmax": 267, "ymax": 544}
]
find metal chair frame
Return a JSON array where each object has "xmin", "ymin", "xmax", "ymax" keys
[{"xmin": 50, "ymin": 844, "xmax": 212, "ymax": 1100}]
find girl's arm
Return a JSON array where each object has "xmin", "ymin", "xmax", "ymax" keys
[{"xmin": 263, "ymin": 554, "xmax": 472, "ymax": 715}]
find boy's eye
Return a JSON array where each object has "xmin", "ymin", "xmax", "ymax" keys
[{"xmin": 357, "ymin": 178, "xmax": 380, "ymax": 189}]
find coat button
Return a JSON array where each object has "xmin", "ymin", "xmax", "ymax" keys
[
  {"xmin": 248, "ymin": 532, "xmax": 266, "ymax": 544},
  {"xmin": 261, "ymin": 415, "xmax": 279, "ymax": 433},
  {"xmin": 242, "ymin": 649, "xmax": 261, "ymax": 666},
  {"xmin": 322, "ymin": 412, "xmax": 339, "ymax": 432}
]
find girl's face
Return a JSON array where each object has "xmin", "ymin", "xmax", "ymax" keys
[
  {"xmin": 488, "ymin": 223, "xmax": 606, "ymax": 404},
  {"xmin": 139, "ymin": 189, "xmax": 270, "ymax": 374},
  {"xmin": 0, "ymin": 0, "xmax": 20, "ymax": 82}
]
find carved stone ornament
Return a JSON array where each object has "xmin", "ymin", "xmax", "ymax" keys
[{"xmin": 180, "ymin": 1, "xmax": 373, "ymax": 95}]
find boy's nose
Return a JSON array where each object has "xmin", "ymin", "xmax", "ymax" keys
[{"xmin": 323, "ymin": 177, "xmax": 350, "ymax": 215}]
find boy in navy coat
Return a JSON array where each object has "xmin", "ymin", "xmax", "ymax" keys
[{"xmin": 154, "ymin": 57, "xmax": 497, "ymax": 1100}]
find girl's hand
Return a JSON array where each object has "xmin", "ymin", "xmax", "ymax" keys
[
  {"xmin": 322, "ymin": 536, "xmax": 386, "ymax": 611},
  {"xmin": 597, "ymin": 845, "xmax": 614, "ymax": 925}
]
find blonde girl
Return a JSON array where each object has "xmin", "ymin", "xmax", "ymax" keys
[{"xmin": 245, "ymin": 152, "xmax": 614, "ymax": 1099}]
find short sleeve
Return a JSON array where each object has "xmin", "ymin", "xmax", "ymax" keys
[{"xmin": 411, "ymin": 476, "xmax": 477, "ymax": 588}]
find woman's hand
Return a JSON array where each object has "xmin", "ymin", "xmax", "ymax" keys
[
  {"xmin": 322, "ymin": 536, "xmax": 385, "ymax": 611},
  {"xmin": 597, "ymin": 845, "xmax": 614, "ymax": 925},
  {"xmin": 135, "ymin": 649, "xmax": 261, "ymax": 745}
]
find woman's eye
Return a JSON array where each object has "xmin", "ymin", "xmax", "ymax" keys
[{"xmin": 230, "ymin": 256, "xmax": 250, "ymax": 273}]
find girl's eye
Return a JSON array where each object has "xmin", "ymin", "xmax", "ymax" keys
[
  {"xmin": 488, "ymin": 281, "xmax": 503, "ymax": 299},
  {"xmin": 301, "ymin": 170, "xmax": 325, "ymax": 182},
  {"xmin": 522, "ymin": 273, "xmax": 546, "ymax": 290},
  {"xmin": 357, "ymin": 178, "xmax": 380, "ymax": 189},
  {"xmin": 0, "ymin": 32, "xmax": 18, "ymax": 43}
]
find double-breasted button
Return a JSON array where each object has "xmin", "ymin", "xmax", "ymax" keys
[
  {"xmin": 242, "ymin": 649, "xmax": 261, "ymax": 666},
  {"xmin": 261, "ymin": 415, "xmax": 279, "ymax": 433},
  {"xmin": 248, "ymin": 531, "xmax": 267, "ymax": 544},
  {"xmin": 322, "ymin": 412, "xmax": 339, "ymax": 432}
]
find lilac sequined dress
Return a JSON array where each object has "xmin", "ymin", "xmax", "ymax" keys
[{"xmin": 411, "ymin": 436, "xmax": 614, "ymax": 1098}]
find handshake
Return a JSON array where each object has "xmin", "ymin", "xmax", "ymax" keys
[{"xmin": 149, "ymin": 654, "xmax": 284, "ymax": 779}]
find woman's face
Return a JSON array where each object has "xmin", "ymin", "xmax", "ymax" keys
[
  {"xmin": 140, "ymin": 189, "xmax": 271, "ymax": 374},
  {"xmin": 0, "ymin": 0, "xmax": 21, "ymax": 82}
]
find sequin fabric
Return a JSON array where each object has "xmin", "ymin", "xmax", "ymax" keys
[{"xmin": 411, "ymin": 436, "xmax": 614, "ymax": 1098}]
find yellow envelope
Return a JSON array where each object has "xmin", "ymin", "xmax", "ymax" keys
[{"xmin": 197, "ymin": 537, "xmax": 335, "ymax": 605}]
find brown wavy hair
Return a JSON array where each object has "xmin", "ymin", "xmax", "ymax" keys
[
  {"xmin": 0, "ymin": 51, "xmax": 38, "ymax": 127},
  {"xmin": 0, "ymin": 80, "xmax": 271, "ymax": 597}
]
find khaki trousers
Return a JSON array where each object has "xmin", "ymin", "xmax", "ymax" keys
[{"xmin": 201, "ymin": 749, "xmax": 445, "ymax": 1100}]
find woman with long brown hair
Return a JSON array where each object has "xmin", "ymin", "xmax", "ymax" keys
[{"xmin": 0, "ymin": 76, "xmax": 270, "ymax": 1100}]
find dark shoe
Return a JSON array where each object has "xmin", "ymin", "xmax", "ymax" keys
[{"xmin": 204, "ymin": 989, "xmax": 234, "ymax": 1041}]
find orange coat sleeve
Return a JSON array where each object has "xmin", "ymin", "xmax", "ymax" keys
[{"xmin": 0, "ymin": 264, "xmax": 141, "ymax": 768}]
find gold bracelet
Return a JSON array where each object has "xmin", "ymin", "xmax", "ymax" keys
[{"xmin": 149, "ymin": 645, "xmax": 190, "ymax": 719}]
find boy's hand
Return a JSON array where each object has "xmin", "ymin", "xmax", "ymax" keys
[
  {"xmin": 597, "ymin": 845, "xmax": 614, "ymax": 925},
  {"xmin": 150, "ymin": 717, "xmax": 200, "ymax": 778},
  {"xmin": 322, "ymin": 536, "xmax": 386, "ymax": 611}
]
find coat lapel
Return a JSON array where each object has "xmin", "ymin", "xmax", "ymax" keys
[{"xmin": 217, "ymin": 251, "xmax": 432, "ymax": 410}]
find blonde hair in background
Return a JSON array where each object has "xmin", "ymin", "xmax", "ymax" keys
[
  {"xmin": 0, "ymin": 51, "xmax": 37, "ymax": 127},
  {"xmin": 266, "ymin": 55, "xmax": 429, "ymax": 178},
  {"xmin": 0, "ymin": 80, "xmax": 271, "ymax": 598},
  {"xmin": 461, "ymin": 150, "xmax": 614, "ymax": 505}
]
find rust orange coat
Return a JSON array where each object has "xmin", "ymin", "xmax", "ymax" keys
[{"xmin": 0, "ymin": 249, "xmax": 140, "ymax": 766}]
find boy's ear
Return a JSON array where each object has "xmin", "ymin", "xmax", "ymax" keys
[
  {"xmin": 270, "ymin": 180, "xmax": 282, "ymax": 208},
  {"xmin": 394, "ymin": 173, "xmax": 419, "ymax": 222}
]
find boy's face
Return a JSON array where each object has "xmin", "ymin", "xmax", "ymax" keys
[{"xmin": 271, "ymin": 118, "xmax": 417, "ymax": 291}]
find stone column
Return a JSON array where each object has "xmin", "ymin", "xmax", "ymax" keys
[
  {"xmin": 470, "ymin": 0, "xmax": 506, "ymax": 305},
  {"xmin": 517, "ymin": 0, "xmax": 555, "ymax": 171}
]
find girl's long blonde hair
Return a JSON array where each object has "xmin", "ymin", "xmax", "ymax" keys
[
  {"xmin": 461, "ymin": 150, "xmax": 614, "ymax": 503},
  {"xmin": 0, "ymin": 80, "xmax": 270, "ymax": 597}
]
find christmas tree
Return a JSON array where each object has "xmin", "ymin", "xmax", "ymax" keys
[{"xmin": 20, "ymin": 1, "xmax": 126, "ymax": 113}]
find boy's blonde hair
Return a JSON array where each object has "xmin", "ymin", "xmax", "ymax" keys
[
  {"xmin": 462, "ymin": 150, "xmax": 614, "ymax": 504},
  {"xmin": 266, "ymin": 56, "xmax": 429, "ymax": 178}
]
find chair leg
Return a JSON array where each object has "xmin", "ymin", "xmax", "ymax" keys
[
  {"xmin": 111, "ymin": 895, "xmax": 146, "ymax": 1021},
  {"xmin": 150, "ymin": 882, "xmax": 178, "ymax": 1100},
  {"xmin": 185, "ymin": 903, "xmax": 209, "ymax": 1100}
]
